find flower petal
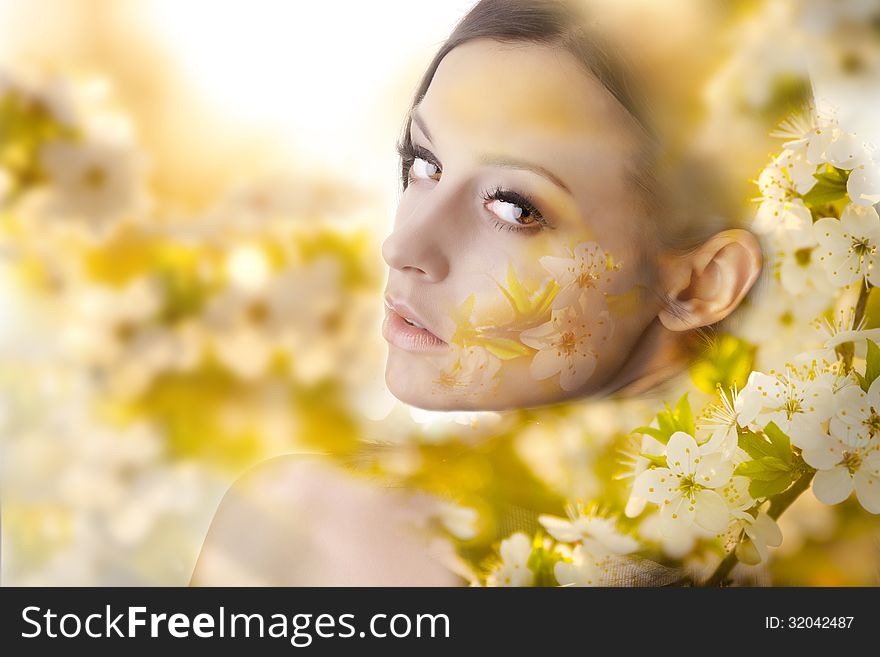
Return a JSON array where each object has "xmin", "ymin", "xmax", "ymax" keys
[
  {"xmin": 537, "ymin": 515, "xmax": 580, "ymax": 543},
  {"xmin": 529, "ymin": 347, "xmax": 562, "ymax": 381},
  {"xmin": 694, "ymin": 451, "xmax": 734, "ymax": 488},
  {"xmin": 632, "ymin": 468, "xmax": 676, "ymax": 504},
  {"xmin": 848, "ymin": 162, "xmax": 880, "ymax": 207},
  {"xmin": 802, "ymin": 438, "xmax": 844, "ymax": 470},
  {"xmin": 853, "ymin": 469, "xmax": 880, "ymax": 514},
  {"xmin": 666, "ymin": 431, "xmax": 699, "ymax": 476},
  {"xmin": 659, "ymin": 495, "xmax": 695, "ymax": 534},
  {"xmin": 812, "ymin": 466, "xmax": 854, "ymax": 505},
  {"xmin": 694, "ymin": 489, "xmax": 730, "ymax": 534},
  {"xmin": 750, "ymin": 511, "xmax": 783, "ymax": 548},
  {"xmin": 558, "ymin": 350, "xmax": 597, "ymax": 391}
]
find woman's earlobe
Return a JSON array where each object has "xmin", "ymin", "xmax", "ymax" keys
[{"xmin": 658, "ymin": 228, "xmax": 763, "ymax": 332}]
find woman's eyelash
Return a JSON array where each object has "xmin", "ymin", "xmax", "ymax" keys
[
  {"xmin": 479, "ymin": 186, "xmax": 548, "ymax": 231},
  {"xmin": 396, "ymin": 139, "xmax": 551, "ymax": 233},
  {"xmin": 396, "ymin": 140, "xmax": 437, "ymax": 188}
]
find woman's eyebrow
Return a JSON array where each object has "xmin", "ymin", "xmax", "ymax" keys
[
  {"xmin": 411, "ymin": 107, "xmax": 571, "ymax": 195},
  {"xmin": 477, "ymin": 154, "xmax": 571, "ymax": 194},
  {"xmin": 411, "ymin": 107, "xmax": 435, "ymax": 145}
]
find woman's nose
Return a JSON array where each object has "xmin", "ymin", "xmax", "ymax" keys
[{"xmin": 382, "ymin": 205, "xmax": 451, "ymax": 283}]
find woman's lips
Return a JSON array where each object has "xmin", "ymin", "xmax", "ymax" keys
[{"xmin": 382, "ymin": 306, "xmax": 448, "ymax": 353}]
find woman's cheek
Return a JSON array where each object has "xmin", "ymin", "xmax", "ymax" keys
[{"xmin": 425, "ymin": 237, "xmax": 632, "ymax": 403}]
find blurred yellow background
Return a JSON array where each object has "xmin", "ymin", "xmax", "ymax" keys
[{"xmin": 1, "ymin": 0, "xmax": 878, "ymax": 586}]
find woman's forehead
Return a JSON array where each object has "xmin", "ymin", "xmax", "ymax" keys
[{"xmin": 418, "ymin": 38, "xmax": 638, "ymax": 151}]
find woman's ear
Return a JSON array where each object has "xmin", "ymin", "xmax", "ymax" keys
[{"xmin": 657, "ymin": 228, "xmax": 763, "ymax": 332}]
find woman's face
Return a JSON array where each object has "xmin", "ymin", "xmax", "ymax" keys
[{"xmin": 382, "ymin": 38, "xmax": 666, "ymax": 411}]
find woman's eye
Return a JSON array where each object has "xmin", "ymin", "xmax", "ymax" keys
[
  {"xmin": 486, "ymin": 199, "xmax": 537, "ymax": 226},
  {"xmin": 411, "ymin": 157, "xmax": 440, "ymax": 181}
]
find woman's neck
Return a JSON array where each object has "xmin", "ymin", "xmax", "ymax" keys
[{"xmin": 596, "ymin": 316, "xmax": 695, "ymax": 400}]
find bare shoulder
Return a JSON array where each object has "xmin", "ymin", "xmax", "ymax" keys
[{"xmin": 190, "ymin": 454, "xmax": 462, "ymax": 586}]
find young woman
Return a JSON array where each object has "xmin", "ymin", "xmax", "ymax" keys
[{"xmin": 191, "ymin": 0, "xmax": 762, "ymax": 586}]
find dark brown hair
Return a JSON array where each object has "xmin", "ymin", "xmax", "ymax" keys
[{"xmin": 397, "ymin": 0, "xmax": 739, "ymax": 256}]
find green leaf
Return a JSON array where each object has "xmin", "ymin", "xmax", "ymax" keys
[
  {"xmin": 737, "ymin": 429, "xmax": 778, "ymax": 461},
  {"xmin": 674, "ymin": 394, "xmax": 696, "ymax": 436},
  {"xmin": 865, "ymin": 339, "xmax": 880, "ymax": 387},
  {"xmin": 735, "ymin": 455, "xmax": 792, "ymax": 480},
  {"xmin": 632, "ymin": 426, "xmax": 667, "ymax": 442},
  {"xmin": 748, "ymin": 473, "xmax": 794, "ymax": 499},
  {"xmin": 639, "ymin": 453, "xmax": 668, "ymax": 468},
  {"xmin": 763, "ymin": 422, "xmax": 792, "ymax": 464},
  {"xmin": 632, "ymin": 394, "xmax": 696, "ymax": 445},
  {"xmin": 801, "ymin": 165, "xmax": 850, "ymax": 209}
]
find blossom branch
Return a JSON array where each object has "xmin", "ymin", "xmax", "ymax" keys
[{"xmin": 702, "ymin": 469, "xmax": 815, "ymax": 586}]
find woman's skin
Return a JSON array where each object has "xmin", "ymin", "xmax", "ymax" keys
[
  {"xmin": 382, "ymin": 38, "xmax": 762, "ymax": 411},
  {"xmin": 192, "ymin": 38, "xmax": 762, "ymax": 586}
]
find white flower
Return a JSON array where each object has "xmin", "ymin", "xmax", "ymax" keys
[
  {"xmin": 631, "ymin": 431, "xmax": 733, "ymax": 535},
  {"xmin": 774, "ymin": 234, "xmax": 837, "ymax": 298},
  {"xmin": 204, "ymin": 256, "xmax": 357, "ymax": 383},
  {"xmin": 829, "ymin": 376, "xmax": 880, "ymax": 443},
  {"xmin": 736, "ymin": 368, "xmax": 835, "ymax": 448},
  {"xmin": 806, "ymin": 119, "xmax": 867, "ymax": 169},
  {"xmin": 434, "ymin": 501, "xmax": 479, "ymax": 541},
  {"xmin": 486, "ymin": 532, "xmax": 534, "ymax": 587},
  {"xmin": 636, "ymin": 511, "xmax": 701, "ymax": 559},
  {"xmin": 519, "ymin": 293, "xmax": 612, "ymax": 391},
  {"xmin": 538, "ymin": 241, "xmax": 621, "ymax": 309},
  {"xmin": 808, "ymin": 306, "xmax": 880, "ymax": 367},
  {"xmin": 735, "ymin": 511, "xmax": 784, "ymax": 565},
  {"xmin": 720, "ymin": 476, "xmax": 783, "ymax": 564},
  {"xmin": 430, "ymin": 343, "xmax": 501, "ymax": 397},
  {"xmin": 286, "ymin": 289, "xmax": 383, "ymax": 386},
  {"xmin": 59, "ymin": 276, "xmax": 199, "ymax": 398},
  {"xmin": 624, "ymin": 432, "xmax": 667, "ymax": 518},
  {"xmin": 699, "ymin": 385, "xmax": 752, "ymax": 459},
  {"xmin": 33, "ymin": 134, "xmax": 149, "ymax": 239},
  {"xmin": 204, "ymin": 268, "xmax": 301, "ymax": 379},
  {"xmin": 814, "ymin": 203, "xmax": 880, "ymax": 287},
  {"xmin": 758, "ymin": 148, "xmax": 817, "ymax": 201},
  {"xmin": 735, "ymin": 278, "xmax": 834, "ymax": 371},
  {"xmin": 847, "ymin": 159, "xmax": 880, "ymax": 207},
  {"xmin": 553, "ymin": 545, "xmax": 607, "ymax": 586},
  {"xmin": 754, "ymin": 197, "xmax": 815, "ymax": 249},
  {"xmin": 802, "ymin": 416, "xmax": 880, "ymax": 514},
  {"xmin": 799, "ymin": 370, "xmax": 880, "ymax": 514},
  {"xmin": 538, "ymin": 509, "xmax": 638, "ymax": 557}
]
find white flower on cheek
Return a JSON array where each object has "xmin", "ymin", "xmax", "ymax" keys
[
  {"xmin": 814, "ymin": 204, "xmax": 880, "ymax": 288},
  {"xmin": 631, "ymin": 432, "xmax": 733, "ymax": 535},
  {"xmin": 519, "ymin": 293, "xmax": 612, "ymax": 392},
  {"xmin": 431, "ymin": 343, "xmax": 501, "ymax": 396},
  {"xmin": 538, "ymin": 241, "xmax": 621, "ymax": 309}
]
